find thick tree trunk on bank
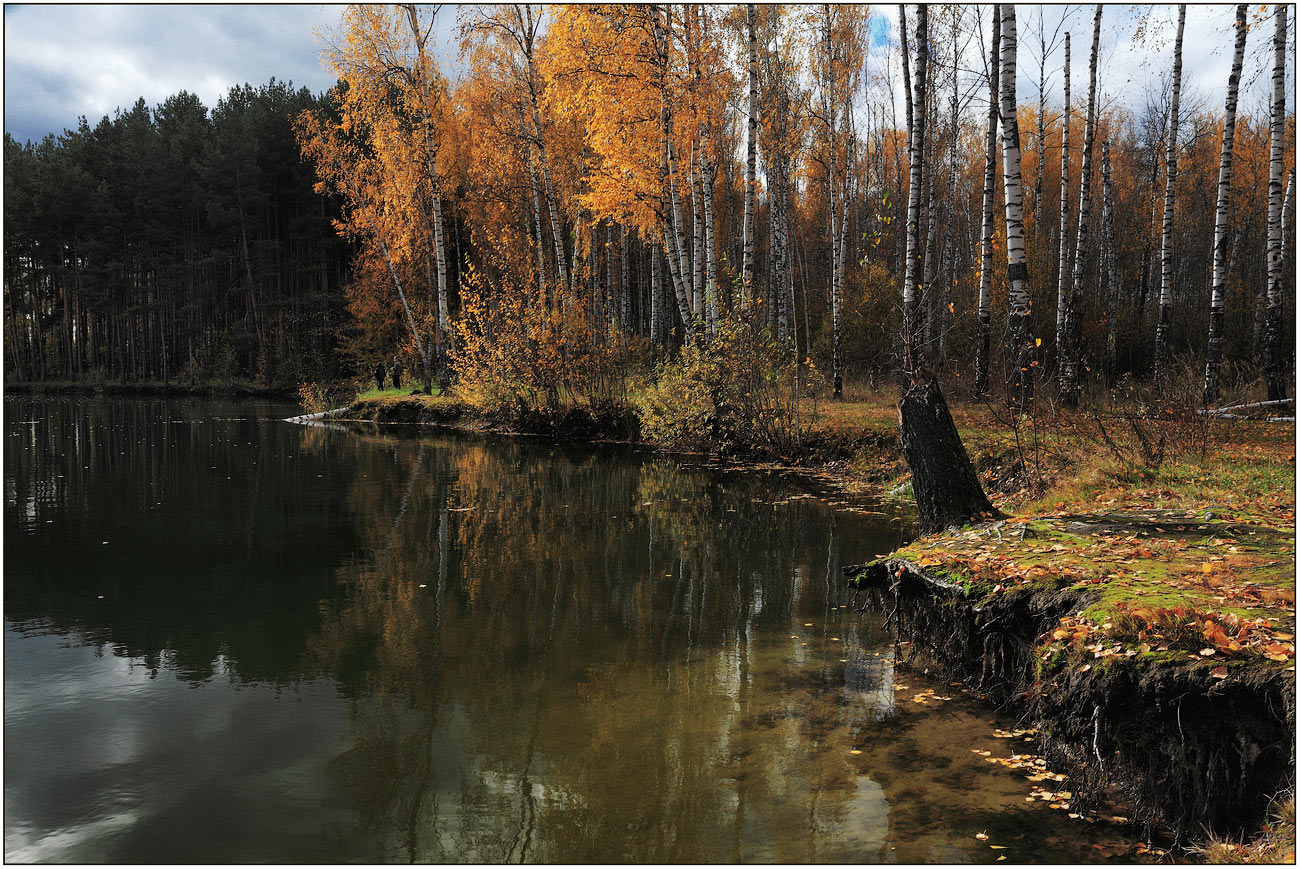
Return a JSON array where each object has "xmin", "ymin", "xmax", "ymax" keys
[
  {"xmin": 897, "ymin": 4, "xmax": 998, "ymax": 536},
  {"xmin": 900, "ymin": 373, "xmax": 1001, "ymax": 534}
]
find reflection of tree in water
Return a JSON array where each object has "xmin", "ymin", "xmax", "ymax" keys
[
  {"xmin": 4, "ymin": 397, "xmax": 357, "ymax": 683},
  {"xmin": 304, "ymin": 428, "xmax": 907, "ymax": 862}
]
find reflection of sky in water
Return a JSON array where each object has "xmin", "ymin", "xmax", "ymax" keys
[{"xmin": 4, "ymin": 627, "xmax": 352, "ymax": 863}]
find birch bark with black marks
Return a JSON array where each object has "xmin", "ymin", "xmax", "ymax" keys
[
  {"xmin": 975, "ymin": 4, "xmax": 1001, "ymax": 397},
  {"xmin": 1153, "ymin": 4, "xmax": 1186, "ymax": 382},
  {"xmin": 902, "ymin": 4, "xmax": 927, "ymax": 372},
  {"xmin": 655, "ymin": 36, "xmax": 693, "ymax": 333},
  {"xmin": 1059, "ymin": 4, "xmax": 1101, "ymax": 406},
  {"xmin": 516, "ymin": 5, "xmax": 569, "ymax": 297},
  {"xmin": 522, "ymin": 105, "xmax": 549, "ymax": 307},
  {"xmin": 1055, "ymin": 32, "xmax": 1071, "ymax": 363},
  {"xmin": 741, "ymin": 3, "xmax": 759, "ymax": 306},
  {"xmin": 1101, "ymin": 139, "xmax": 1119, "ymax": 378},
  {"xmin": 1264, "ymin": 5, "xmax": 1289, "ymax": 402},
  {"xmin": 689, "ymin": 142, "xmax": 705, "ymax": 319},
  {"xmin": 834, "ymin": 129, "xmax": 851, "ymax": 397},
  {"xmin": 699, "ymin": 143, "xmax": 719, "ymax": 334},
  {"xmin": 1034, "ymin": 13, "xmax": 1048, "ymax": 223},
  {"xmin": 1000, "ymin": 4, "xmax": 1033, "ymax": 409},
  {"xmin": 403, "ymin": 4, "xmax": 452, "ymax": 388},
  {"xmin": 650, "ymin": 244, "xmax": 662, "ymax": 346},
  {"xmin": 666, "ymin": 137, "xmax": 695, "ymax": 324},
  {"xmin": 1203, "ymin": 5, "xmax": 1248, "ymax": 405},
  {"xmin": 939, "ymin": 17, "xmax": 959, "ymax": 362}
]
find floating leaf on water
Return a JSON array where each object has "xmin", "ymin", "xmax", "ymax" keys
[{"xmin": 975, "ymin": 832, "xmax": 989, "ymax": 841}]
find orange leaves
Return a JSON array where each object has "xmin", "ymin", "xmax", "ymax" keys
[{"xmin": 1045, "ymin": 603, "xmax": 1295, "ymax": 669}]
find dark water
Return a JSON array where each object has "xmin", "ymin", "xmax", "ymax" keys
[{"xmin": 5, "ymin": 396, "xmax": 1141, "ymax": 863}]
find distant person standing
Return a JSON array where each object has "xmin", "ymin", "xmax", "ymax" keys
[
  {"xmin": 375, "ymin": 360, "xmax": 386, "ymax": 391},
  {"xmin": 390, "ymin": 356, "xmax": 403, "ymax": 390}
]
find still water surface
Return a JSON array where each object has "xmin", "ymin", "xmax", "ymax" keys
[{"xmin": 5, "ymin": 397, "xmax": 1138, "ymax": 862}]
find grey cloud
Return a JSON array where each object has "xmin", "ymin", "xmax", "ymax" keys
[{"xmin": 4, "ymin": 4, "xmax": 340, "ymax": 145}]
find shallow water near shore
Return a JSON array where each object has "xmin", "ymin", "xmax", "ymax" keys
[{"xmin": 5, "ymin": 396, "xmax": 1146, "ymax": 862}]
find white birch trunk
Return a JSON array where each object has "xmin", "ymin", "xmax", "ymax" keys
[
  {"xmin": 1153, "ymin": 5, "xmax": 1186, "ymax": 380},
  {"xmin": 1203, "ymin": 5, "xmax": 1248, "ymax": 404},
  {"xmin": 1059, "ymin": 5, "xmax": 1101, "ymax": 404},
  {"xmin": 741, "ymin": 3, "xmax": 759, "ymax": 304},
  {"xmin": 1000, "ymin": 4, "xmax": 1033, "ymax": 408},
  {"xmin": 975, "ymin": 4, "xmax": 1001, "ymax": 397},
  {"xmin": 1264, "ymin": 5, "xmax": 1289, "ymax": 401},
  {"xmin": 700, "ymin": 155, "xmax": 719, "ymax": 333},
  {"xmin": 1055, "ymin": 32, "xmax": 1071, "ymax": 359},
  {"xmin": 1101, "ymin": 139, "xmax": 1119, "ymax": 378},
  {"xmin": 902, "ymin": 5, "xmax": 928, "ymax": 373}
]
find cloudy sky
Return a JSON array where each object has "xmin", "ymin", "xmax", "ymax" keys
[
  {"xmin": 3, "ymin": 4, "xmax": 1291, "ymax": 148},
  {"xmin": 3, "ymin": 4, "xmax": 459, "ymax": 145}
]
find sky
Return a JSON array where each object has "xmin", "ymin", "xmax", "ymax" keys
[
  {"xmin": 2, "ymin": 4, "xmax": 1293, "ymax": 148},
  {"xmin": 2, "ymin": 4, "xmax": 459, "ymax": 145}
]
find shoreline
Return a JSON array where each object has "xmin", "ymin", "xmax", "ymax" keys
[
  {"xmin": 4, "ymin": 380, "xmax": 299, "ymax": 399},
  {"xmin": 330, "ymin": 390, "xmax": 1297, "ymax": 854}
]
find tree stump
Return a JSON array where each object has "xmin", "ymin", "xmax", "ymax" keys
[{"xmin": 899, "ymin": 373, "xmax": 1001, "ymax": 534}]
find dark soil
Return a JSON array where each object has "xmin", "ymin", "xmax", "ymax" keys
[{"xmin": 845, "ymin": 558, "xmax": 1295, "ymax": 844}]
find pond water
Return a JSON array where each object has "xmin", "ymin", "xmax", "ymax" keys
[{"xmin": 5, "ymin": 396, "xmax": 1142, "ymax": 863}]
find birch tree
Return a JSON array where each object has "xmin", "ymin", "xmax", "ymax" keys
[
  {"xmin": 1059, "ymin": 4, "xmax": 1101, "ymax": 405},
  {"xmin": 1263, "ymin": 5, "xmax": 1289, "ymax": 402},
  {"xmin": 741, "ymin": 3, "xmax": 759, "ymax": 304},
  {"xmin": 1101, "ymin": 138, "xmax": 1119, "ymax": 378},
  {"xmin": 975, "ymin": 5, "xmax": 1001, "ymax": 397},
  {"xmin": 1055, "ymin": 32, "xmax": 1071, "ymax": 364},
  {"xmin": 1000, "ymin": 4, "xmax": 1034, "ymax": 409},
  {"xmin": 897, "ymin": 2, "xmax": 998, "ymax": 535},
  {"xmin": 901, "ymin": 4, "xmax": 928, "ymax": 371},
  {"xmin": 1202, "ymin": 5, "xmax": 1248, "ymax": 405},
  {"xmin": 1153, "ymin": 5, "xmax": 1186, "ymax": 382}
]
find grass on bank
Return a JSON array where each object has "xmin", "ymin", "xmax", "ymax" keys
[
  {"xmin": 1195, "ymin": 795, "xmax": 1296, "ymax": 864},
  {"xmin": 832, "ymin": 384, "xmax": 1296, "ymax": 677}
]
